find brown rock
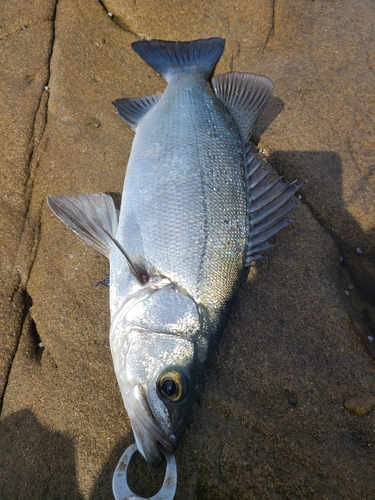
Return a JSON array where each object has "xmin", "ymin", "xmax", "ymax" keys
[
  {"xmin": 0, "ymin": 0, "xmax": 55, "ymax": 409},
  {"xmin": 1, "ymin": 0, "xmax": 375, "ymax": 499},
  {"xmin": 344, "ymin": 395, "xmax": 375, "ymax": 417}
]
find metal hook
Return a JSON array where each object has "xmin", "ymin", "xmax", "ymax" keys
[{"xmin": 112, "ymin": 443, "xmax": 177, "ymax": 500}]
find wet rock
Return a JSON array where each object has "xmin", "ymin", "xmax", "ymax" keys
[
  {"xmin": 0, "ymin": 0, "xmax": 56, "ymax": 410},
  {"xmin": 1, "ymin": 0, "xmax": 375, "ymax": 499}
]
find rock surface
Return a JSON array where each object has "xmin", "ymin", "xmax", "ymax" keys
[{"xmin": 1, "ymin": 0, "xmax": 375, "ymax": 499}]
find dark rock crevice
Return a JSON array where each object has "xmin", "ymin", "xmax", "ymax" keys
[
  {"xmin": 98, "ymin": 0, "xmax": 140, "ymax": 37},
  {"xmin": 0, "ymin": 22, "xmax": 49, "ymax": 41},
  {"xmin": 0, "ymin": 288, "xmax": 37, "ymax": 414},
  {"xmin": 263, "ymin": 0, "xmax": 276, "ymax": 52},
  {"xmin": 0, "ymin": 1, "xmax": 59, "ymax": 417},
  {"xmin": 13, "ymin": 0, "xmax": 58, "ymax": 286}
]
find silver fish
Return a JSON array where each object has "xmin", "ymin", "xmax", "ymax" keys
[{"xmin": 47, "ymin": 38, "xmax": 302, "ymax": 467}]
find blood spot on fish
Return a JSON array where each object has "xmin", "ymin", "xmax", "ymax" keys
[{"xmin": 140, "ymin": 271, "xmax": 149, "ymax": 283}]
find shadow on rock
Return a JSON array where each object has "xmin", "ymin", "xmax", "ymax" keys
[
  {"xmin": 269, "ymin": 150, "xmax": 375, "ymax": 349},
  {"xmin": 90, "ymin": 436, "xmax": 127, "ymax": 500},
  {"xmin": 248, "ymin": 96, "xmax": 374, "ymax": 331},
  {"xmin": 251, "ymin": 96, "xmax": 284, "ymax": 144},
  {"xmin": 0, "ymin": 409, "xmax": 83, "ymax": 500}
]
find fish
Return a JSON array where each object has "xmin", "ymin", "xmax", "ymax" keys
[{"xmin": 47, "ymin": 37, "xmax": 302, "ymax": 467}]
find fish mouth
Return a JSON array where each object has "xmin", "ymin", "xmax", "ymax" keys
[{"xmin": 124, "ymin": 385, "xmax": 176, "ymax": 467}]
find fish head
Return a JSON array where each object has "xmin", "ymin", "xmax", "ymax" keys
[
  {"xmin": 123, "ymin": 333, "xmax": 197, "ymax": 466},
  {"xmin": 111, "ymin": 281, "xmax": 208, "ymax": 466}
]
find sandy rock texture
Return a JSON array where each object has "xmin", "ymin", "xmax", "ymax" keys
[{"xmin": 1, "ymin": 0, "xmax": 374, "ymax": 498}]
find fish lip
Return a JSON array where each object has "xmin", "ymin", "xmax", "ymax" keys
[{"xmin": 125, "ymin": 386, "xmax": 176, "ymax": 466}]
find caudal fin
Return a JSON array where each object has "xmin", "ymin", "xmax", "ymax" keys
[{"xmin": 131, "ymin": 38, "xmax": 225, "ymax": 82}]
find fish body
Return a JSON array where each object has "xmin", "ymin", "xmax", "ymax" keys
[
  {"xmin": 47, "ymin": 38, "xmax": 302, "ymax": 467},
  {"xmin": 110, "ymin": 41, "xmax": 247, "ymax": 465},
  {"xmin": 113, "ymin": 65, "xmax": 246, "ymax": 312}
]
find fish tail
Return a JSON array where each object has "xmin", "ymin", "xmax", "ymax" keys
[{"xmin": 131, "ymin": 38, "xmax": 225, "ymax": 82}]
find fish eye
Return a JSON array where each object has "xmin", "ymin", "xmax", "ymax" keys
[{"xmin": 157, "ymin": 371, "xmax": 184, "ymax": 402}]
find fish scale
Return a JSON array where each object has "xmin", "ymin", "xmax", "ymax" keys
[{"xmin": 116, "ymin": 74, "xmax": 246, "ymax": 313}]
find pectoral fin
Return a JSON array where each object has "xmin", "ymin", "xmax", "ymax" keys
[
  {"xmin": 47, "ymin": 193, "xmax": 118, "ymax": 258},
  {"xmin": 47, "ymin": 193, "xmax": 149, "ymax": 284}
]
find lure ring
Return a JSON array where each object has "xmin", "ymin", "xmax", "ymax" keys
[{"xmin": 112, "ymin": 443, "xmax": 177, "ymax": 500}]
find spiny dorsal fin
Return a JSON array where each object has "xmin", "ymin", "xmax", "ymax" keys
[
  {"xmin": 212, "ymin": 72, "xmax": 273, "ymax": 144},
  {"xmin": 47, "ymin": 193, "xmax": 118, "ymax": 258},
  {"xmin": 132, "ymin": 38, "xmax": 225, "ymax": 82},
  {"xmin": 245, "ymin": 147, "xmax": 306, "ymax": 266},
  {"xmin": 113, "ymin": 93, "xmax": 162, "ymax": 131}
]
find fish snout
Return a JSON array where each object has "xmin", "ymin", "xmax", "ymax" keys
[{"xmin": 125, "ymin": 385, "xmax": 175, "ymax": 466}]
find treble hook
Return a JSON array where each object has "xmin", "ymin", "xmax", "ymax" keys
[{"xmin": 112, "ymin": 443, "xmax": 177, "ymax": 500}]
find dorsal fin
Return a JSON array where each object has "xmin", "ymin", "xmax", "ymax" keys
[
  {"xmin": 131, "ymin": 38, "xmax": 225, "ymax": 82},
  {"xmin": 212, "ymin": 72, "xmax": 273, "ymax": 144},
  {"xmin": 245, "ymin": 148, "xmax": 306, "ymax": 265},
  {"xmin": 113, "ymin": 93, "xmax": 162, "ymax": 130}
]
